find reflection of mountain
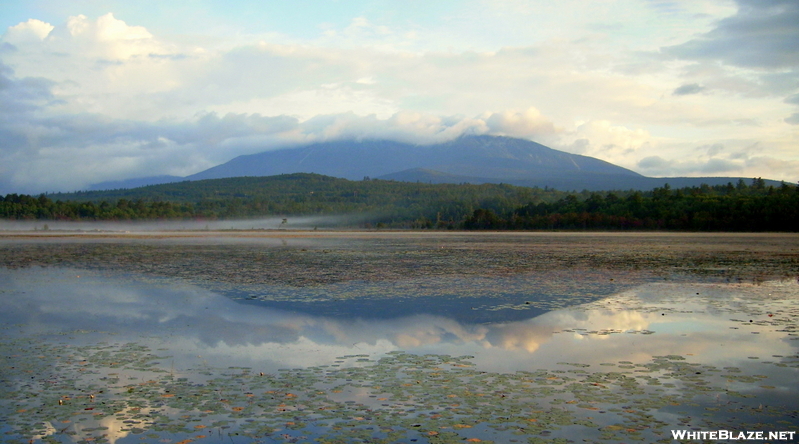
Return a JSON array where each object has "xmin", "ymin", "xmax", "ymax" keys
[
  {"xmin": 2, "ymin": 268, "xmax": 793, "ymax": 374},
  {"xmin": 0, "ymin": 268, "xmax": 651, "ymax": 359}
]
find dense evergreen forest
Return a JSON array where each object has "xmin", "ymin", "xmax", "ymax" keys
[{"xmin": 1, "ymin": 174, "xmax": 796, "ymax": 231}]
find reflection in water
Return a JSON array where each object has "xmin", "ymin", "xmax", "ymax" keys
[
  {"xmin": 1, "ymin": 268, "xmax": 796, "ymax": 372},
  {"xmin": 1, "ymin": 267, "xmax": 798, "ymax": 443}
]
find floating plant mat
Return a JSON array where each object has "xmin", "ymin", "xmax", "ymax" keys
[
  {"xmin": 3, "ymin": 232, "xmax": 797, "ymax": 289},
  {"xmin": 2, "ymin": 267, "xmax": 799, "ymax": 442},
  {"xmin": 2, "ymin": 345, "xmax": 798, "ymax": 443}
]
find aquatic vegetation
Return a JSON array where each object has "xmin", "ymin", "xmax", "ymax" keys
[
  {"xmin": 1, "ymin": 233, "xmax": 798, "ymax": 443},
  {"xmin": 2, "ymin": 339, "xmax": 797, "ymax": 443},
  {"xmin": 2, "ymin": 277, "xmax": 799, "ymax": 443}
]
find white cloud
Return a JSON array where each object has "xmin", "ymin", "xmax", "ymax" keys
[
  {"xmin": 4, "ymin": 19, "xmax": 53, "ymax": 43},
  {"xmin": 95, "ymin": 12, "xmax": 152, "ymax": 41},
  {"xmin": 483, "ymin": 107, "xmax": 559, "ymax": 138},
  {"xmin": 557, "ymin": 120, "xmax": 653, "ymax": 165},
  {"xmin": 56, "ymin": 13, "xmax": 163, "ymax": 60}
]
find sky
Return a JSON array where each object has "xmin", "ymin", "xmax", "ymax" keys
[{"xmin": 0, "ymin": 0, "xmax": 797, "ymax": 194}]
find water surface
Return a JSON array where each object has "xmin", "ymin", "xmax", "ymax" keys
[{"xmin": 1, "ymin": 267, "xmax": 797, "ymax": 443}]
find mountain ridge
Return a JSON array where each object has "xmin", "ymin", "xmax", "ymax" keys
[
  {"xmin": 184, "ymin": 135, "xmax": 642, "ymax": 182},
  {"xmin": 87, "ymin": 135, "xmax": 780, "ymax": 192}
]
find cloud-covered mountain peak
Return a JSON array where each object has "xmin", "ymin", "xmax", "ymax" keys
[{"xmin": 185, "ymin": 135, "xmax": 642, "ymax": 183}]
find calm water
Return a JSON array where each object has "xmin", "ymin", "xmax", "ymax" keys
[{"xmin": 1, "ymin": 267, "xmax": 797, "ymax": 443}]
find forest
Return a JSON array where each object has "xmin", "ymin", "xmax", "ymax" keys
[{"xmin": 1, "ymin": 174, "xmax": 796, "ymax": 231}]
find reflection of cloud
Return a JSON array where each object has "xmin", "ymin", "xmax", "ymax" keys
[
  {"xmin": 487, "ymin": 323, "xmax": 550, "ymax": 352},
  {"xmin": 29, "ymin": 407, "xmax": 140, "ymax": 444},
  {"xmin": 486, "ymin": 309, "xmax": 651, "ymax": 353},
  {"xmin": 30, "ymin": 422, "xmax": 56, "ymax": 441},
  {"xmin": 3, "ymin": 268, "xmax": 796, "ymax": 379},
  {"xmin": 78, "ymin": 408, "xmax": 137, "ymax": 444},
  {"xmin": 0, "ymin": 267, "xmax": 648, "ymax": 362}
]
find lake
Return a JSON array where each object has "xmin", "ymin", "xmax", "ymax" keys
[{"xmin": 1, "ymin": 231, "xmax": 798, "ymax": 443}]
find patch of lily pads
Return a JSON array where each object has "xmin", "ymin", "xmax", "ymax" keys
[{"xmin": 2, "ymin": 336, "xmax": 797, "ymax": 444}]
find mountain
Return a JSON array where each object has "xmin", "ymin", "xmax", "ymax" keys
[
  {"xmin": 378, "ymin": 168, "xmax": 767, "ymax": 191},
  {"xmin": 88, "ymin": 175, "xmax": 184, "ymax": 191},
  {"xmin": 87, "ymin": 135, "xmax": 781, "ymax": 192},
  {"xmin": 185, "ymin": 135, "xmax": 641, "ymax": 182}
]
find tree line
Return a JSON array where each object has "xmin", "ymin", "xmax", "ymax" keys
[
  {"xmin": 464, "ymin": 179, "xmax": 798, "ymax": 231},
  {"xmin": 2, "ymin": 174, "xmax": 561, "ymax": 226},
  {"xmin": 2, "ymin": 175, "xmax": 796, "ymax": 231}
]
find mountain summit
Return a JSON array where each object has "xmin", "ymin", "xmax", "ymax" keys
[{"xmin": 186, "ymin": 135, "xmax": 640, "ymax": 181}]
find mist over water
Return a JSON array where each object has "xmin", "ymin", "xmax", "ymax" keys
[{"xmin": 0, "ymin": 215, "xmax": 359, "ymax": 232}]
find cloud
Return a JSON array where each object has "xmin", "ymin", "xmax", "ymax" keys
[
  {"xmin": 1, "ymin": 7, "xmax": 798, "ymax": 192},
  {"xmin": 0, "ymin": 81, "xmax": 562, "ymax": 193},
  {"xmin": 784, "ymin": 93, "xmax": 799, "ymax": 124},
  {"xmin": 0, "ymin": 63, "xmax": 541, "ymax": 193},
  {"xmin": 700, "ymin": 157, "xmax": 744, "ymax": 174},
  {"xmin": 295, "ymin": 111, "xmax": 489, "ymax": 145},
  {"xmin": 0, "ymin": 61, "xmax": 307, "ymax": 192},
  {"xmin": 0, "ymin": 61, "xmax": 57, "ymax": 113},
  {"xmin": 672, "ymin": 83, "xmax": 705, "ymax": 95},
  {"xmin": 699, "ymin": 143, "xmax": 725, "ymax": 156},
  {"xmin": 637, "ymin": 155, "xmax": 744, "ymax": 176},
  {"xmin": 482, "ymin": 107, "xmax": 559, "ymax": 138},
  {"xmin": 61, "ymin": 13, "xmax": 158, "ymax": 59},
  {"xmin": 557, "ymin": 120, "xmax": 652, "ymax": 163},
  {"xmin": 637, "ymin": 155, "xmax": 671, "ymax": 170},
  {"xmin": 745, "ymin": 155, "xmax": 799, "ymax": 175},
  {"xmin": 785, "ymin": 93, "xmax": 799, "ymax": 105},
  {"xmin": 4, "ymin": 19, "xmax": 54, "ymax": 43},
  {"xmin": 636, "ymin": 144, "xmax": 799, "ymax": 179},
  {"xmin": 661, "ymin": 0, "xmax": 799, "ymax": 125},
  {"xmin": 663, "ymin": 0, "xmax": 799, "ymax": 69}
]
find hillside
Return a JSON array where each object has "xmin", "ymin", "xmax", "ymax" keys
[
  {"xmin": 12, "ymin": 174, "xmax": 797, "ymax": 231},
  {"xmin": 48, "ymin": 174, "xmax": 567, "ymax": 227}
]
